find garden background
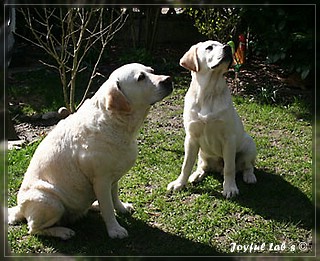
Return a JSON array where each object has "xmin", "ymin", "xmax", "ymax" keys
[{"xmin": 3, "ymin": 4, "xmax": 316, "ymax": 257}]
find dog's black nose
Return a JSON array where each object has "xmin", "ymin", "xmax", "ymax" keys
[
  {"xmin": 222, "ymin": 45, "xmax": 233, "ymax": 68},
  {"xmin": 223, "ymin": 45, "xmax": 232, "ymax": 57},
  {"xmin": 162, "ymin": 76, "xmax": 173, "ymax": 93},
  {"xmin": 162, "ymin": 76, "xmax": 172, "ymax": 84},
  {"xmin": 223, "ymin": 44, "xmax": 232, "ymax": 53}
]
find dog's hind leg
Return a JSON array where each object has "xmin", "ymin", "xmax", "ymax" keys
[
  {"xmin": 242, "ymin": 166, "xmax": 256, "ymax": 184},
  {"xmin": 23, "ymin": 197, "xmax": 75, "ymax": 240},
  {"xmin": 237, "ymin": 134, "xmax": 257, "ymax": 184},
  {"xmin": 188, "ymin": 157, "xmax": 207, "ymax": 183},
  {"xmin": 8, "ymin": 206, "xmax": 25, "ymax": 225},
  {"xmin": 189, "ymin": 150, "xmax": 224, "ymax": 183},
  {"xmin": 188, "ymin": 150, "xmax": 215, "ymax": 183}
]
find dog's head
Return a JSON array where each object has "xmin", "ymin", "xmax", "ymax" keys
[
  {"xmin": 180, "ymin": 40, "xmax": 233, "ymax": 73},
  {"xmin": 104, "ymin": 63, "xmax": 173, "ymax": 113}
]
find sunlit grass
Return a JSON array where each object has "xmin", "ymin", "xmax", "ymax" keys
[{"xmin": 7, "ymin": 75, "xmax": 313, "ymax": 256}]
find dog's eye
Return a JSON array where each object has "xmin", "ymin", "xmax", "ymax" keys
[
  {"xmin": 206, "ymin": 45, "xmax": 213, "ymax": 51},
  {"xmin": 137, "ymin": 73, "xmax": 145, "ymax": 81}
]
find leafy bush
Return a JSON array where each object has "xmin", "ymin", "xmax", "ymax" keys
[
  {"xmin": 243, "ymin": 6, "xmax": 314, "ymax": 80},
  {"xmin": 118, "ymin": 48, "xmax": 155, "ymax": 65},
  {"xmin": 185, "ymin": 8, "xmax": 243, "ymax": 43},
  {"xmin": 186, "ymin": 6, "xmax": 314, "ymax": 80}
]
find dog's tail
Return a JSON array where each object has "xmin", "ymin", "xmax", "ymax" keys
[{"xmin": 8, "ymin": 206, "xmax": 25, "ymax": 224}]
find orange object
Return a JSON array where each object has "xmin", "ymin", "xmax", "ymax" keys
[{"xmin": 234, "ymin": 34, "xmax": 246, "ymax": 65}]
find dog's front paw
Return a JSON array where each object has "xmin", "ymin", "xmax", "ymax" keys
[
  {"xmin": 222, "ymin": 181, "xmax": 239, "ymax": 198},
  {"xmin": 108, "ymin": 224, "xmax": 128, "ymax": 239},
  {"xmin": 243, "ymin": 170, "xmax": 257, "ymax": 184},
  {"xmin": 167, "ymin": 180, "xmax": 186, "ymax": 192}
]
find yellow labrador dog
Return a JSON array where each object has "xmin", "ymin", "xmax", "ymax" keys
[
  {"xmin": 167, "ymin": 40, "xmax": 256, "ymax": 198},
  {"xmin": 9, "ymin": 63, "xmax": 173, "ymax": 239}
]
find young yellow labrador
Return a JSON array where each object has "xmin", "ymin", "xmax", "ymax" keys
[
  {"xmin": 9, "ymin": 63, "xmax": 173, "ymax": 239},
  {"xmin": 167, "ymin": 40, "xmax": 257, "ymax": 198}
]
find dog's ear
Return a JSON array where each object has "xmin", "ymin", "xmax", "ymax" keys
[
  {"xmin": 180, "ymin": 44, "xmax": 199, "ymax": 72},
  {"xmin": 107, "ymin": 81, "xmax": 131, "ymax": 113}
]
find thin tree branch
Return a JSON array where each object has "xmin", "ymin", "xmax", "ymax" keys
[{"xmin": 17, "ymin": 7, "xmax": 128, "ymax": 113}]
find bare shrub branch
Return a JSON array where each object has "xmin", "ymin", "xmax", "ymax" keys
[{"xmin": 15, "ymin": 7, "xmax": 128, "ymax": 113}]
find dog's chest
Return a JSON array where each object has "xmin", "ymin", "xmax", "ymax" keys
[
  {"xmin": 78, "ymin": 137, "xmax": 138, "ymax": 176},
  {"xmin": 187, "ymin": 106, "xmax": 230, "ymax": 157},
  {"xmin": 200, "ymin": 120, "xmax": 226, "ymax": 156}
]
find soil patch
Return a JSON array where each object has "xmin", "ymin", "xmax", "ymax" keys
[{"xmin": 7, "ymin": 44, "xmax": 314, "ymax": 146}]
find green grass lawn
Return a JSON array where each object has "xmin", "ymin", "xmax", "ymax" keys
[{"xmin": 7, "ymin": 74, "xmax": 314, "ymax": 257}]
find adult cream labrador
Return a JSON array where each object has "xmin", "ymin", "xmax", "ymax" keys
[
  {"xmin": 167, "ymin": 40, "xmax": 257, "ymax": 198},
  {"xmin": 9, "ymin": 63, "xmax": 173, "ymax": 239}
]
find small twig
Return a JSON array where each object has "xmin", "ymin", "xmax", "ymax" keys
[{"xmin": 17, "ymin": 7, "xmax": 128, "ymax": 113}]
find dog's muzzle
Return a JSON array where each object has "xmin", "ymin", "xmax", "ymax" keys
[
  {"xmin": 161, "ymin": 76, "xmax": 173, "ymax": 94},
  {"xmin": 211, "ymin": 45, "xmax": 233, "ymax": 69},
  {"xmin": 150, "ymin": 76, "xmax": 173, "ymax": 105},
  {"xmin": 223, "ymin": 44, "xmax": 233, "ymax": 68}
]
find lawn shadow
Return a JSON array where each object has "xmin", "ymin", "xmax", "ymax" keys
[
  {"xmin": 234, "ymin": 169, "xmax": 313, "ymax": 230},
  {"xmin": 186, "ymin": 169, "xmax": 313, "ymax": 231},
  {"xmin": 39, "ymin": 211, "xmax": 235, "ymax": 257}
]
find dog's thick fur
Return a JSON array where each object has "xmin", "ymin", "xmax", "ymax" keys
[
  {"xmin": 8, "ymin": 63, "xmax": 172, "ymax": 239},
  {"xmin": 167, "ymin": 41, "xmax": 257, "ymax": 198}
]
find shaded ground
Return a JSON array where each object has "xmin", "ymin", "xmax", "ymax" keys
[
  {"xmin": 7, "ymin": 43, "xmax": 314, "ymax": 255},
  {"xmin": 7, "ymin": 43, "xmax": 314, "ymax": 145}
]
